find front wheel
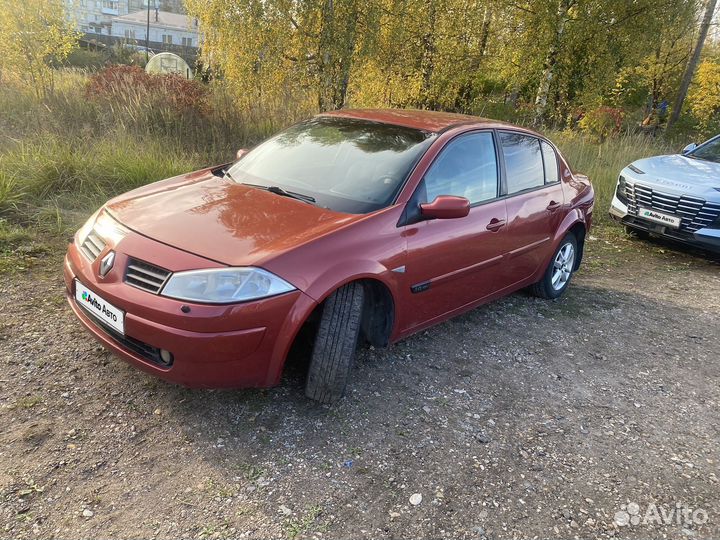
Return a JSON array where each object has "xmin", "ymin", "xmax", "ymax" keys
[
  {"xmin": 305, "ymin": 282, "xmax": 365, "ymax": 404},
  {"xmin": 531, "ymin": 234, "xmax": 577, "ymax": 299}
]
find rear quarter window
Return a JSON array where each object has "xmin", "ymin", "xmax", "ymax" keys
[{"xmin": 541, "ymin": 141, "xmax": 560, "ymax": 183}]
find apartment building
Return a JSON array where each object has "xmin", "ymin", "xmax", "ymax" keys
[
  {"xmin": 111, "ymin": 10, "xmax": 199, "ymax": 50},
  {"xmin": 67, "ymin": 0, "xmax": 187, "ymax": 37}
]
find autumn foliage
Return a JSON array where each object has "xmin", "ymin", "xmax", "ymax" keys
[
  {"xmin": 688, "ymin": 61, "xmax": 720, "ymax": 130},
  {"xmin": 578, "ymin": 107, "xmax": 625, "ymax": 141},
  {"xmin": 86, "ymin": 65, "xmax": 208, "ymax": 114}
]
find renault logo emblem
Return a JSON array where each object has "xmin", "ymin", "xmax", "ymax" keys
[{"xmin": 99, "ymin": 251, "xmax": 115, "ymax": 277}]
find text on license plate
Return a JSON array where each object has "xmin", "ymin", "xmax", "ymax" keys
[
  {"xmin": 74, "ymin": 279, "xmax": 125, "ymax": 334},
  {"xmin": 638, "ymin": 208, "xmax": 682, "ymax": 229}
]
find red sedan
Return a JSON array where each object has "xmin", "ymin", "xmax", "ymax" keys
[{"xmin": 65, "ymin": 109, "xmax": 594, "ymax": 403}]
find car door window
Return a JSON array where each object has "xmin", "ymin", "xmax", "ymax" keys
[
  {"xmin": 500, "ymin": 133, "xmax": 544, "ymax": 194},
  {"xmin": 422, "ymin": 132, "xmax": 498, "ymax": 204},
  {"xmin": 541, "ymin": 141, "xmax": 559, "ymax": 183}
]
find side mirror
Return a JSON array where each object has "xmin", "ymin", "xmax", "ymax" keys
[
  {"xmin": 420, "ymin": 195, "xmax": 470, "ymax": 220},
  {"xmin": 682, "ymin": 142, "xmax": 697, "ymax": 155},
  {"xmin": 236, "ymin": 148, "xmax": 250, "ymax": 160}
]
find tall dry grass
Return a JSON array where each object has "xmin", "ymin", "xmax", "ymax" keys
[{"xmin": 0, "ymin": 68, "xmax": 311, "ymax": 233}]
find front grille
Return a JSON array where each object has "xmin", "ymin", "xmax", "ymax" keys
[
  {"xmin": 76, "ymin": 301, "xmax": 171, "ymax": 367},
  {"xmin": 80, "ymin": 230, "xmax": 106, "ymax": 261},
  {"xmin": 125, "ymin": 258, "xmax": 172, "ymax": 294},
  {"xmin": 626, "ymin": 183, "xmax": 720, "ymax": 232}
]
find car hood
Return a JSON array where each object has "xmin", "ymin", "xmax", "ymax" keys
[
  {"xmin": 105, "ymin": 170, "xmax": 361, "ymax": 267},
  {"xmin": 630, "ymin": 154, "xmax": 720, "ymax": 193}
]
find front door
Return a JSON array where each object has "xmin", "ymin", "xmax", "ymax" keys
[{"xmin": 398, "ymin": 131, "xmax": 508, "ymax": 333}]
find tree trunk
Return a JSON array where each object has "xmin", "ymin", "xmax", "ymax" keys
[
  {"xmin": 478, "ymin": 4, "xmax": 492, "ymax": 58},
  {"xmin": 317, "ymin": 0, "xmax": 336, "ymax": 112},
  {"xmin": 667, "ymin": 0, "xmax": 718, "ymax": 129},
  {"xmin": 332, "ymin": 1, "xmax": 359, "ymax": 110},
  {"xmin": 418, "ymin": 0, "xmax": 437, "ymax": 109},
  {"xmin": 533, "ymin": 0, "xmax": 572, "ymax": 127}
]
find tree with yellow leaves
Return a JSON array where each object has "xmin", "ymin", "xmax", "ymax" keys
[
  {"xmin": 0, "ymin": 0, "xmax": 78, "ymax": 98},
  {"xmin": 688, "ymin": 60, "xmax": 720, "ymax": 130}
]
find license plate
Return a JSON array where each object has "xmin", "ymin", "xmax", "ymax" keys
[
  {"xmin": 638, "ymin": 207, "xmax": 682, "ymax": 229},
  {"xmin": 74, "ymin": 280, "xmax": 125, "ymax": 334}
]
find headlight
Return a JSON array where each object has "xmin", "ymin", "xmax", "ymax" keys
[
  {"xmin": 161, "ymin": 267, "xmax": 296, "ymax": 304},
  {"xmin": 616, "ymin": 175, "xmax": 629, "ymax": 204},
  {"xmin": 76, "ymin": 208, "xmax": 102, "ymax": 245}
]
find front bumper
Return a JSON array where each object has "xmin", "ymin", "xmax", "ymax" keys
[
  {"xmin": 64, "ymin": 233, "xmax": 317, "ymax": 388},
  {"xmin": 609, "ymin": 194, "xmax": 720, "ymax": 253}
]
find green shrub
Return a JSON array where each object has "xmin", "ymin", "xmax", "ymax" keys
[{"xmin": 63, "ymin": 48, "xmax": 110, "ymax": 70}]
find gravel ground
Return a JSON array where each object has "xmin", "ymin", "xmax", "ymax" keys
[{"xmin": 1, "ymin": 229, "xmax": 719, "ymax": 540}]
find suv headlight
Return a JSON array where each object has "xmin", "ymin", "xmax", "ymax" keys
[
  {"xmin": 161, "ymin": 267, "xmax": 296, "ymax": 304},
  {"xmin": 616, "ymin": 175, "xmax": 629, "ymax": 204}
]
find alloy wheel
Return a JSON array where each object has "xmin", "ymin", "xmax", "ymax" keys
[{"xmin": 551, "ymin": 242, "xmax": 575, "ymax": 291}]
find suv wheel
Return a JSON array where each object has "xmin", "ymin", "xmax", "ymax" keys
[
  {"xmin": 305, "ymin": 282, "xmax": 365, "ymax": 404},
  {"xmin": 531, "ymin": 233, "xmax": 577, "ymax": 299}
]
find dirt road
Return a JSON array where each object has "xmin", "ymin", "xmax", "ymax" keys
[{"xmin": 1, "ymin": 230, "xmax": 719, "ymax": 539}]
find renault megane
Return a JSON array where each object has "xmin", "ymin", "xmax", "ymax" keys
[{"xmin": 65, "ymin": 109, "xmax": 594, "ymax": 403}]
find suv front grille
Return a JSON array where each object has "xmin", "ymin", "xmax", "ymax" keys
[
  {"xmin": 79, "ymin": 230, "xmax": 106, "ymax": 261},
  {"xmin": 125, "ymin": 258, "xmax": 172, "ymax": 294},
  {"xmin": 626, "ymin": 183, "xmax": 720, "ymax": 232}
]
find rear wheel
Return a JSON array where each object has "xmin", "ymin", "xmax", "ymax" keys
[
  {"xmin": 305, "ymin": 282, "xmax": 365, "ymax": 404},
  {"xmin": 531, "ymin": 234, "xmax": 577, "ymax": 300}
]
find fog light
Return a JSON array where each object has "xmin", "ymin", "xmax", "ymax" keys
[{"xmin": 159, "ymin": 349, "xmax": 174, "ymax": 366}]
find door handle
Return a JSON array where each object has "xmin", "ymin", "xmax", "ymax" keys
[
  {"xmin": 486, "ymin": 218, "xmax": 506, "ymax": 232},
  {"xmin": 546, "ymin": 201, "xmax": 562, "ymax": 212}
]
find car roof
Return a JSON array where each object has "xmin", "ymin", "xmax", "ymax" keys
[{"xmin": 319, "ymin": 108, "xmax": 531, "ymax": 134}]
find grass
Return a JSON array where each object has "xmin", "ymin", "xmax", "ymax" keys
[
  {"xmin": 284, "ymin": 505, "xmax": 324, "ymax": 539},
  {"xmin": 1, "ymin": 135, "xmax": 202, "ymax": 212},
  {"xmin": 13, "ymin": 395, "xmax": 43, "ymax": 409}
]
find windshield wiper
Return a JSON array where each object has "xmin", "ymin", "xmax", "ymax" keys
[{"xmin": 243, "ymin": 183, "xmax": 317, "ymax": 204}]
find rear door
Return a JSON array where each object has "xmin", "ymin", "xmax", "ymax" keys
[
  {"xmin": 398, "ymin": 131, "xmax": 508, "ymax": 332},
  {"xmin": 499, "ymin": 132, "xmax": 565, "ymax": 286}
]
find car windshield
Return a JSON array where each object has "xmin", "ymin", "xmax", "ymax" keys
[
  {"xmin": 225, "ymin": 117, "xmax": 436, "ymax": 214},
  {"xmin": 688, "ymin": 136, "xmax": 720, "ymax": 163}
]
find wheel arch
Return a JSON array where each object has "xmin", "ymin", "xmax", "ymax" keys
[
  {"xmin": 568, "ymin": 221, "xmax": 587, "ymax": 271},
  {"xmin": 306, "ymin": 274, "xmax": 397, "ymax": 348},
  {"xmin": 552, "ymin": 210, "xmax": 588, "ymax": 271},
  {"xmin": 269, "ymin": 269, "xmax": 399, "ymax": 386}
]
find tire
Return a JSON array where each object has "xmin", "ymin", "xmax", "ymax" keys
[
  {"xmin": 531, "ymin": 233, "xmax": 578, "ymax": 300},
  {"xmin": 305, "ymin": 282, "xmax": 365, "ymax": 404}
]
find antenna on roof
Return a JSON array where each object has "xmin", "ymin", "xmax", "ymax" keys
[{"xmin": 145, "ymin": 0, "xmax": 151, "ymax": 62}]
